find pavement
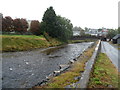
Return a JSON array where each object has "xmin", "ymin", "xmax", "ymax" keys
[{"xmin": 101, "ymin": 41, "xmax": 119, "ymax": 72}]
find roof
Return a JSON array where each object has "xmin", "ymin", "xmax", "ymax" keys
[{"xmin": 113, "ymin": 34, "xmax": 120, "ymax": 39}]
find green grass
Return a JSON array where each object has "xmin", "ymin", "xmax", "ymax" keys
[
  {"xmin": 88, "ymin": 53, "xmax": 120, "ymax": 88},
  {"xmin": 1, "ymin": 35, "xmax": 63, "ymax": 52},
  {"xmin": 1, "ymin": 35, "xmax": 45, "ymax": 39}
]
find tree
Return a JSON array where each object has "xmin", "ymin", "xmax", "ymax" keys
[
  {"xmin": 13, "ymin": 18, "xmax": 22, "ymax": 33},
  {"xmin": 98, "ymin": 28, "xmax": 102, "ymax": 32},
  {"xmin": 56, "ymin": 16, "xmax": 73, "ymax": 41},
  {"xmin": 80, "ymin": 29, "xmax": 85, "ymax": 36},
  {"xmin": 2, "ymin": 16, "xmax": 14, "ymax": 32},
  {"xmin": 84, "ymin": 27, "xmax": 89, "ymax": 32},
  {"xmin": 30, "ymin": 20, "xmax": 40, "ymax": 35},
  {"xmin": 20, "ymin": 18, "xmax": 28, "ymax": 32},
  {"xmin": 40, "ymin": 6, "xmax": 73, "ymax": 42},
  {"xmin": 107, "ymin": 29, "xmax": 117, "ymax": 39},
  {"xmin": 13, "ymin": 18, "xmax": 28, "ymax": 34},
  {"xmin": 40, "ymin": 6, "xmax": 57, "ymax": 37}
]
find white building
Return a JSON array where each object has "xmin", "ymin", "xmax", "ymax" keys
[
  {"xmin": 73, "ymin": 30, "xmax": 80, "ymax": 36},
  {"xmin": 85, "ymin": 29, "xmax": 98, "ymax": 36},
  {"xmin": 27, "ymin": 20, "xmax": 32, "ymax": 31},
  {"xmin": 101, "ymin": 28, "xmax": 108, "ymax": 36},
  {"xmin": 85, "ymin": 28, "xmax": 108, "ymax": 37}
]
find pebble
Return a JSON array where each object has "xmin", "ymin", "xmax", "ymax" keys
[
  {"xmin": 9, "ymin": 67, "xmax": 13, "ymax": 71},
  {"xmin": 53, "ymin": 71, "xmax": 61, "ymax": 76},
  {"xmin": 69, "ymin": 60, "xmax": 74, "ymax": 64},
  {"xmin": 18, "ymin": 64, "xmax": 21, "ymax": 67},
  {"xmin": 25, "ymin": 62, "xmax": 29, "ymax": 65},
  {"xmin": 73, "ymin": 58, "xmax": 77, "ymax": 61},
  {"xmin": 31, "ymin": 73, "xmax": 34, "ymax": 76}
]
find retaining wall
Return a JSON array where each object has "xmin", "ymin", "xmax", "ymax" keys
[{"xmin": 75, "ymin": 40, "xmax": 101, "ymax": 88}]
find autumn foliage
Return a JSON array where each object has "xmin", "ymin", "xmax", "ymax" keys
[
  {"xmin": 2, "ymin": 16, "xmax": 14, "ymax": 32},
  {"xmin": 2, "ymin": 16, "xmax": 28, "ymax": 34},
  {"xmin": 13, "ymin": 18, "xmax": 28, "ymax": 33},
  {"xmin": 30, "ymin": 20, "xmax": 41, "ymax": 35}
]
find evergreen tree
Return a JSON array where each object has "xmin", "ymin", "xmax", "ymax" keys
[
  {"xmin": 40, "ymin": 6, "xmax": 73, "ymax": 42},
  {"xmin": 56, "ymin": 16, "xmax": 73, "ymax": 41},
  {"xmin": 40, "ymin": 6, "xmax": 57, "ymax": 37}
]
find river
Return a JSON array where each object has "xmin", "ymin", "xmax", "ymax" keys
[{"xmin": 2, "ymin": 42, "xmax": 94, "ymax": 88}]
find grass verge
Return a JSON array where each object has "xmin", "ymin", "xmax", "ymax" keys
[
  {"xmin": 34, "ymin": 41, "xmax": 97, "ymax": 88},
  {"xmin": 1, "ymin": 35, "xmax": 63, "ymax": 52},
  {"xmin": 88, "ymin": 53, "xmax": 120, "ymax": 88}
]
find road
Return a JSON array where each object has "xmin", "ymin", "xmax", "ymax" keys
[
  {"xmin": 101, "ymin": 41, "xmax": 119, "ymax": 72},
  {"xmin": 2, "ymin": 42, "xmax": 94, "ymax": 88}
]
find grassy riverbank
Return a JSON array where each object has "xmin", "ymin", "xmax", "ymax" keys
[
  {"xmin": 88, "ymin": 53, "xmax": 120, "ymax": 88},
  {"xmin": 1, "ymin": 35, "xmax": 96, "ymax": 52},
  {"xmin": 1, "ymin": 35, "xmax": 63, "ymax": 52},
  {"xmin": 34, "ymin": 41, "xmax": 98, "ymax": 88}
]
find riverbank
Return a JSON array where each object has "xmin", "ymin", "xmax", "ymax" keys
[
  {"xmin": 2, "ymin": 41, "xmax": 94, "ymax": 88},
  {"xmin": 34, "ymin": 41, "xmax": 98, "ymax": 88},
  {"xmin": 88, "ymin": 53, "xmax": 120, "ymax": 88},
  {"xmin": 1, "ymin": 35, "xmax": 96, "ymax": 52},
  {"xmin": 1, "ymin": 35, "xmax": 63, "ymax": 52}
]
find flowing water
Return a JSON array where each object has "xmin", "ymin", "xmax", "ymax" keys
[{"xmin": 2, "ymin": 42, "xmax": 94, "ymax": 88}]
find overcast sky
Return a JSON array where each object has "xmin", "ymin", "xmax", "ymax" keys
[{"xmin": 0, "ymin": 0, "xmax": 119, "ymax": 29}]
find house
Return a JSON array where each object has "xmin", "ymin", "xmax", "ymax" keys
[
  {"xmin": 85, "ymin": 28, "xmax": 108, "ymax": 38},
  {"xmin": 112, "ymin": 34, "xmax": 120, "ymax": 44},
  {"xmin": 73, "ymin": 30, "xmax": 80, "ymax": 36},
  {"xmin": 85, "ymin": 29, "xmax": 98, "ymax": 36},
  {"xmin": 72, "ymin": 27, "xmax": 82, "ymax": 36},
  {"xmin": 101, "ymin": 28, "xmax": 108, "ymax": 36}
]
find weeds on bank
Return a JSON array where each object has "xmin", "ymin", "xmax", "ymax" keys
[{"xmin": 88, "ymin": 53, "xmax": 119, "ymax": 88}]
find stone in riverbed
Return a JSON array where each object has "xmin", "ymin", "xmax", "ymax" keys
[
  {"xmin": 69, "ymin": 60, "xmax": 74, "ymax": 64},
  {"xmin": 9, "ymin": 67, "xmax": 13, "ymax": 71},
  {"xmin": 25, "ymin": 62, "xmax": 29, "ymax": 65},
  {"xmin": 53, "ymin": 71, "xmax": 61, "ymax": 76},
  {"xmin": 73, "ymin": 58, "xmax": 77, "ymax": 61},
  {"xmin": 59, "ymin": 65, "xmax": 69, "ymax": 69}
]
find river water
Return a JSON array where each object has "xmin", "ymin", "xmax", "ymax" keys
[{"xmin": 2, "ymin": 42, "xmax": 94, "ymax": 88}]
